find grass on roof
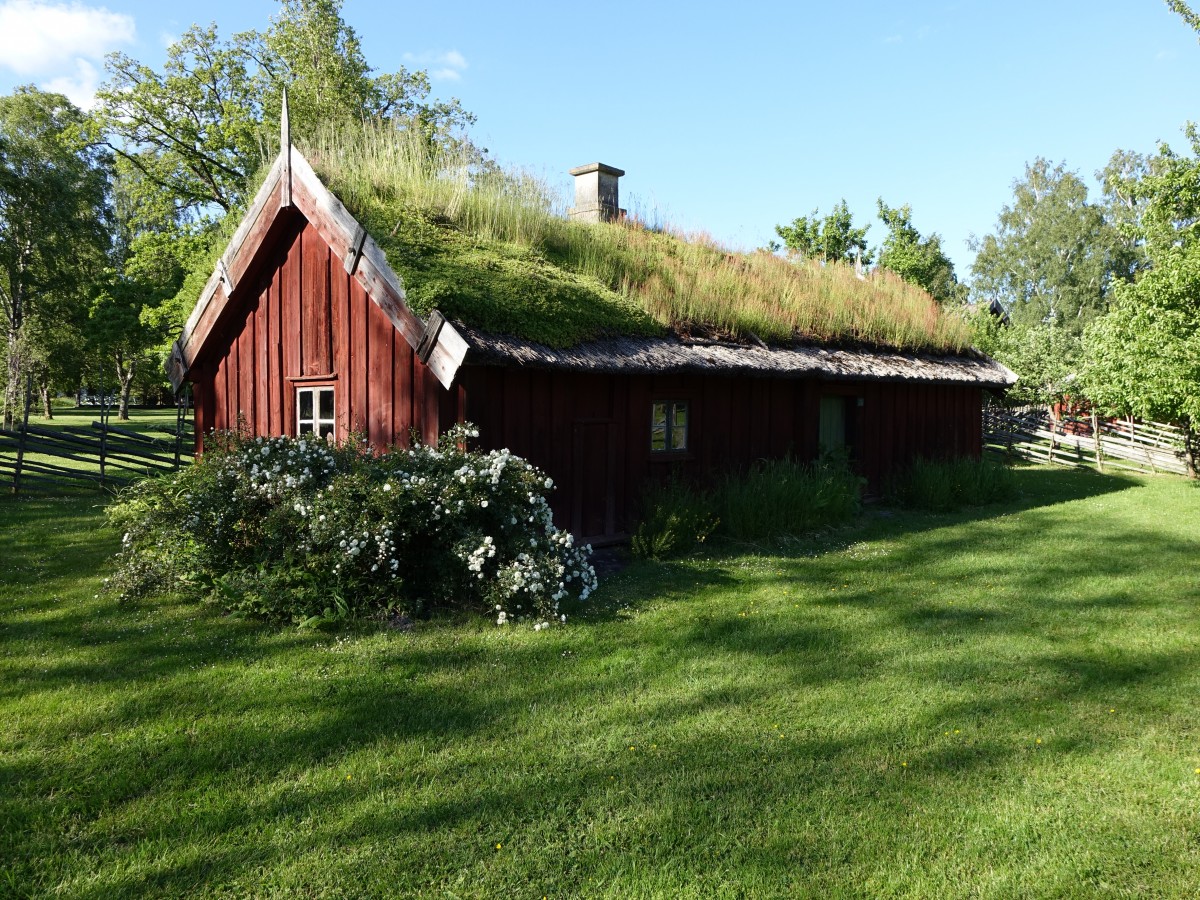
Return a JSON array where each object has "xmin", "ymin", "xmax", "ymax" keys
[{"xmin": 300, "ymin": 123, "xmax": 972, "ymax": 354}]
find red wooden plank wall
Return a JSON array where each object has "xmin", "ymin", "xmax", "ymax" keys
[
  {"xmin": 193, "ymin": 213, "xmax": 453, "ymax": 452},
  {"xmin": 463, "ymin": 366, "xmax": 986, "ymax": 539}
]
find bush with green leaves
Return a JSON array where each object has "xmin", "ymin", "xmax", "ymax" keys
[
  {"xmin": 716, "ymin": 457, "xmax": 862, "ymax": 542},
  {"xmin": 630, "ymin": 475, "xmax": 719, "ymax": 560},
  {"xmin": 631, "ymin": 457, "xmax": 862, "ymax": 558},
  {"xmin": 107, "ymin": 426, "xmax": 596, "ymax": 627},
  {"xmin": 886, "ymin": 456, "xmax": 1017, "ymax": 512}
]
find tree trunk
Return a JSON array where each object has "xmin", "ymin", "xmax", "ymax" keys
[
  {"xmin": 2, "ymin": 258, "xmax": 29, "ymax": 431},
  {"xmin": 39, "ymin": 379, "xmax": 52, "ymax": 419},
  {"xmin": 4, "ymin": 324, "xmax": 19, "ymax": 431},
  {"xmin": 1184, "ymin": 418, "xmax": 1198, "ymax": 480},
  {"xmin": 115, "ymin": 349, "xmax": 135, "ymax": 421}
]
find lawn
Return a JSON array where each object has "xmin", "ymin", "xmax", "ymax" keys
[
  {"xmin": 1, "ymin": 406, "xmax": 187, "ymax": 495},
  {"xmin": 2, "ymin": 467, "xmax": 1200, "ymax": 897}
]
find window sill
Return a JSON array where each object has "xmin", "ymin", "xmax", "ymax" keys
[{"xmin": 649, "ymin": 450, "xmax": 693, "ymax": 462}]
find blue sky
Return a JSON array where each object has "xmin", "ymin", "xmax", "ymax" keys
[{"xmin": 2, "ymin": 0, "xmax": 1199, "ymax": 277}]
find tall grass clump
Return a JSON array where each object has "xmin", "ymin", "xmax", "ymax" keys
[
  {"xmin": 300, "ymin": 121, "xmax": 972, "ymax": 353},
  {"xmin": 631, "ymin": 458, "xmax": 862, "ymax": 558},
  {"xmin": 886, "ymin": 456, "xmax": 1017, "ymax": 512},
  {"xmin": 716, "ymin": 457, "xmax": 862, "ymax": 542},
  {"xmin": 630, "ymin": 475, "xmax": 719, "ymax": 560}
]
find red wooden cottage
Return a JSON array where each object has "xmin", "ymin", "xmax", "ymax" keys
[{"xmin": 168, "ymin": 132, "xmax": 1015, "ymax": 544}]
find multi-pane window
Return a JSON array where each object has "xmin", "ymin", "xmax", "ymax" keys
[
  {"xmin": 651, "ymin": 401, "xmax": 688, "ymax": 452},
  {"xmin": 297, "ymin": 386, "xmax": 335, "ymax": 440}
]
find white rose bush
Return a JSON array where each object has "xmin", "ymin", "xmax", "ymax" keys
[{"xmin": 108, "ymin": 425, "xmax": 596, "ymax": 627}]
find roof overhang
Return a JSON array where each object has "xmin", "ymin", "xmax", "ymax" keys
[
  {"xmin": 456, "ymin": 326, "xmax": 1018, "ymax": 389},
  {"xmin": 169, "ymin": 145, "xmax": 467, "ymax": 393}
]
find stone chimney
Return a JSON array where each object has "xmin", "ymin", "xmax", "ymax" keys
[{"xmin": 568, "ymin": 162, "xmax": 625, "ymax": 223}]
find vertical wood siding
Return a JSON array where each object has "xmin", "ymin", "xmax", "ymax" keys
[
  {"xmin": 463, "ymin": 366, "xmax": 986, "ymax": 542},
  {"xmin": 193, "ymin": 213, "xmax": 453, "ymax": 450}
]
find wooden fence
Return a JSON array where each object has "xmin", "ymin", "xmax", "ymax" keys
[
  {"xmin": 1, "ymin": 392, "xmax": 192, "ymax": 494},
  {"xmin": 984, "ymin": 406, "xmax": 1190, "ymax": 476}
]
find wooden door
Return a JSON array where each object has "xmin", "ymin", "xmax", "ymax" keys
[{"xmin": 571, "ymin": 420, "xmax": 616, "ymax": 543}]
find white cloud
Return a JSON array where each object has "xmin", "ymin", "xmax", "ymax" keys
[
  {"xmin": 883, "ymin": 34, "xmax": 903, "ymax": 44},
  {"xmin": 402, "ymin": 49, "xmax": 468, "ymax": 82},
  {"xmin": 42, "ymin": 56, "xmax": 99, "ymax": 107},
  {"xmin": 0, "ymin": 0, "xmax": 135, "ymax": 75}
]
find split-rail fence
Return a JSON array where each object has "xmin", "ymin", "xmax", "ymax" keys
[
  {"xmin": 1, "ymin": 391, "xmax": 192, "ymax": 495},
  {"xmin": 984, "ymin": 406, "xmax": 1189, "ymax": 476}
]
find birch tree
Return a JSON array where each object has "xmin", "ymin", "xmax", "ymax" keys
[{"xmin": 0, "ymin": 88, "xmax": 110, "ymax": 428}]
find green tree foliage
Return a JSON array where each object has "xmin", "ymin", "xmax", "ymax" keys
[
  {"xmin": 1082, "ymin": 249, "xmax": 1200, "ymax": 472},
  {"xmin": 1081, "ymin": 127, "xmax": 1200, "ymax": 473},
  {"xmin": 1098, "ymin": 149, "xmax": 1155, "ymax": 283},
  {"xmin": 0, "ymin": 87, "xmax": 111, "ymax": 428},
  {"xmin": 251, "ymin": 0, "xmax": 474, "ymax": 149},
  {"xmin": 773, "ymin": 199, "xmax": 872, "ymax": 265},
  {"xmin": 1131, "ymin": 125, "xmax": 1200, "ymax": 255},
  {"xmin": 970, "ymin": 159, "xmax": 1119, "ymax": 337},
  {"xmin": 1044, "ymin": 4, "xmax": 1200, "ymax": 472},
  {"xmin": 95, "ymin": 25, "xmax": 261, "ymax": 222},
  {"xmin": 876, "ymin": 199, "xmax": 963, "ymax": 304},
  {"xmin": 971, "ymin": 311, "xmax": 1075, "ymax": 409},
  {"xmin": 93, "ymin": 0, "xmax": 478, "ymax": 347},
  {"xmin": 1167, "ymin": 0, "xmax": 1200, "ymax": 36},
  {"xmin": 94, "ymin": 0, "xmax": 475, "ymax": 225},
  {"xmin": 88, "ymin": 277, "xmax": 161, "ymax": 420}
]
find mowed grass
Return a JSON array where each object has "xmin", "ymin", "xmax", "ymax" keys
[
  {"xmin": 3, "ymin": 467, "xmax": 1200, "ymax": 897},
  {"xmin": 2, "ymin": 407, "xmax": 186, "ymax": 494},
  {"xmin": 28, "ymin": 405, "xmax": 181, "ymax": 435}
]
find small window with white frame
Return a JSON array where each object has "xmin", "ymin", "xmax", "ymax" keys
[
  {"xmin": 297, "ymin": 386, "xmax": 335, "ymax": 440},
  {"xmin": 651, "ymin": 401, "xmax": 688, "ymax": 452}
]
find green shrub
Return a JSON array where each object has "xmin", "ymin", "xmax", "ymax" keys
[
  {"xmin": 887, "ymin": 456, "xmax": 1017, "ymax": 512},
  {"xmin": 630, "ymin": 457, "xmax": 861, "ymax": 557},
  {"xmin": 107, "ymin": 426, "xmax": 596, "ymax": 628},
  {"xmin": 630, "ymin": 476, "xmax": 719, "ymax": 560},
  {"xmin": 716, "ymin": 457, "xmax": 862, "ymax": 542}
]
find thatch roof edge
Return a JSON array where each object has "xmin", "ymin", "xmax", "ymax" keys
[{"xmin": 457, "ymin": 326, "xmax": 1017, "ymax": 388}]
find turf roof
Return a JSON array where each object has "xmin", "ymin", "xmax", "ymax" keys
[{"xmin": 293, "ymin": 126, "xmax": 974, "ymax": 354}]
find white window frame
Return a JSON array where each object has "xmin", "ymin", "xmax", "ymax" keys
[{"xmin": 297, "ymin": 385, "xmax": 336, "ymax": 441}]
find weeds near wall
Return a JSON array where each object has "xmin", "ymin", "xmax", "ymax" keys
[
  {"xmin": 631, "ymin": 457, "xmax": 862, "ymax": 559},
  {"xmin": 886, "ymin": 456, "xmax": 1017, "ymax": 512}
]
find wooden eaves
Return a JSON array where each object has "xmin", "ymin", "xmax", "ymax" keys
[{"xmin": 167, "ymin": 141, "xmax": 469, "ymax": 394}]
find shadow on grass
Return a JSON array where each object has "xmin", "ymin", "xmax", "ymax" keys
[{"xmin": 4, "ymin": 468, "xmax": 1200, "ymax": 895}]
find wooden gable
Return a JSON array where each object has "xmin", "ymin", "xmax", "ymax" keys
[
  {"xmin": 171, "ymin": 140, "xmax": 471, "ymax": 452},
  {"xmin": 168, "ymin": 145, "xmax": 468, "ymax": 396},
  {"xmin": 190, "ymin": 214, "xmax": 461, "ymax": 450}
]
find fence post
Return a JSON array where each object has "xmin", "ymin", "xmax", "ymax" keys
[{"xmin": 98, "ymin": 393, "xmax": 108, "ymax": 486}]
